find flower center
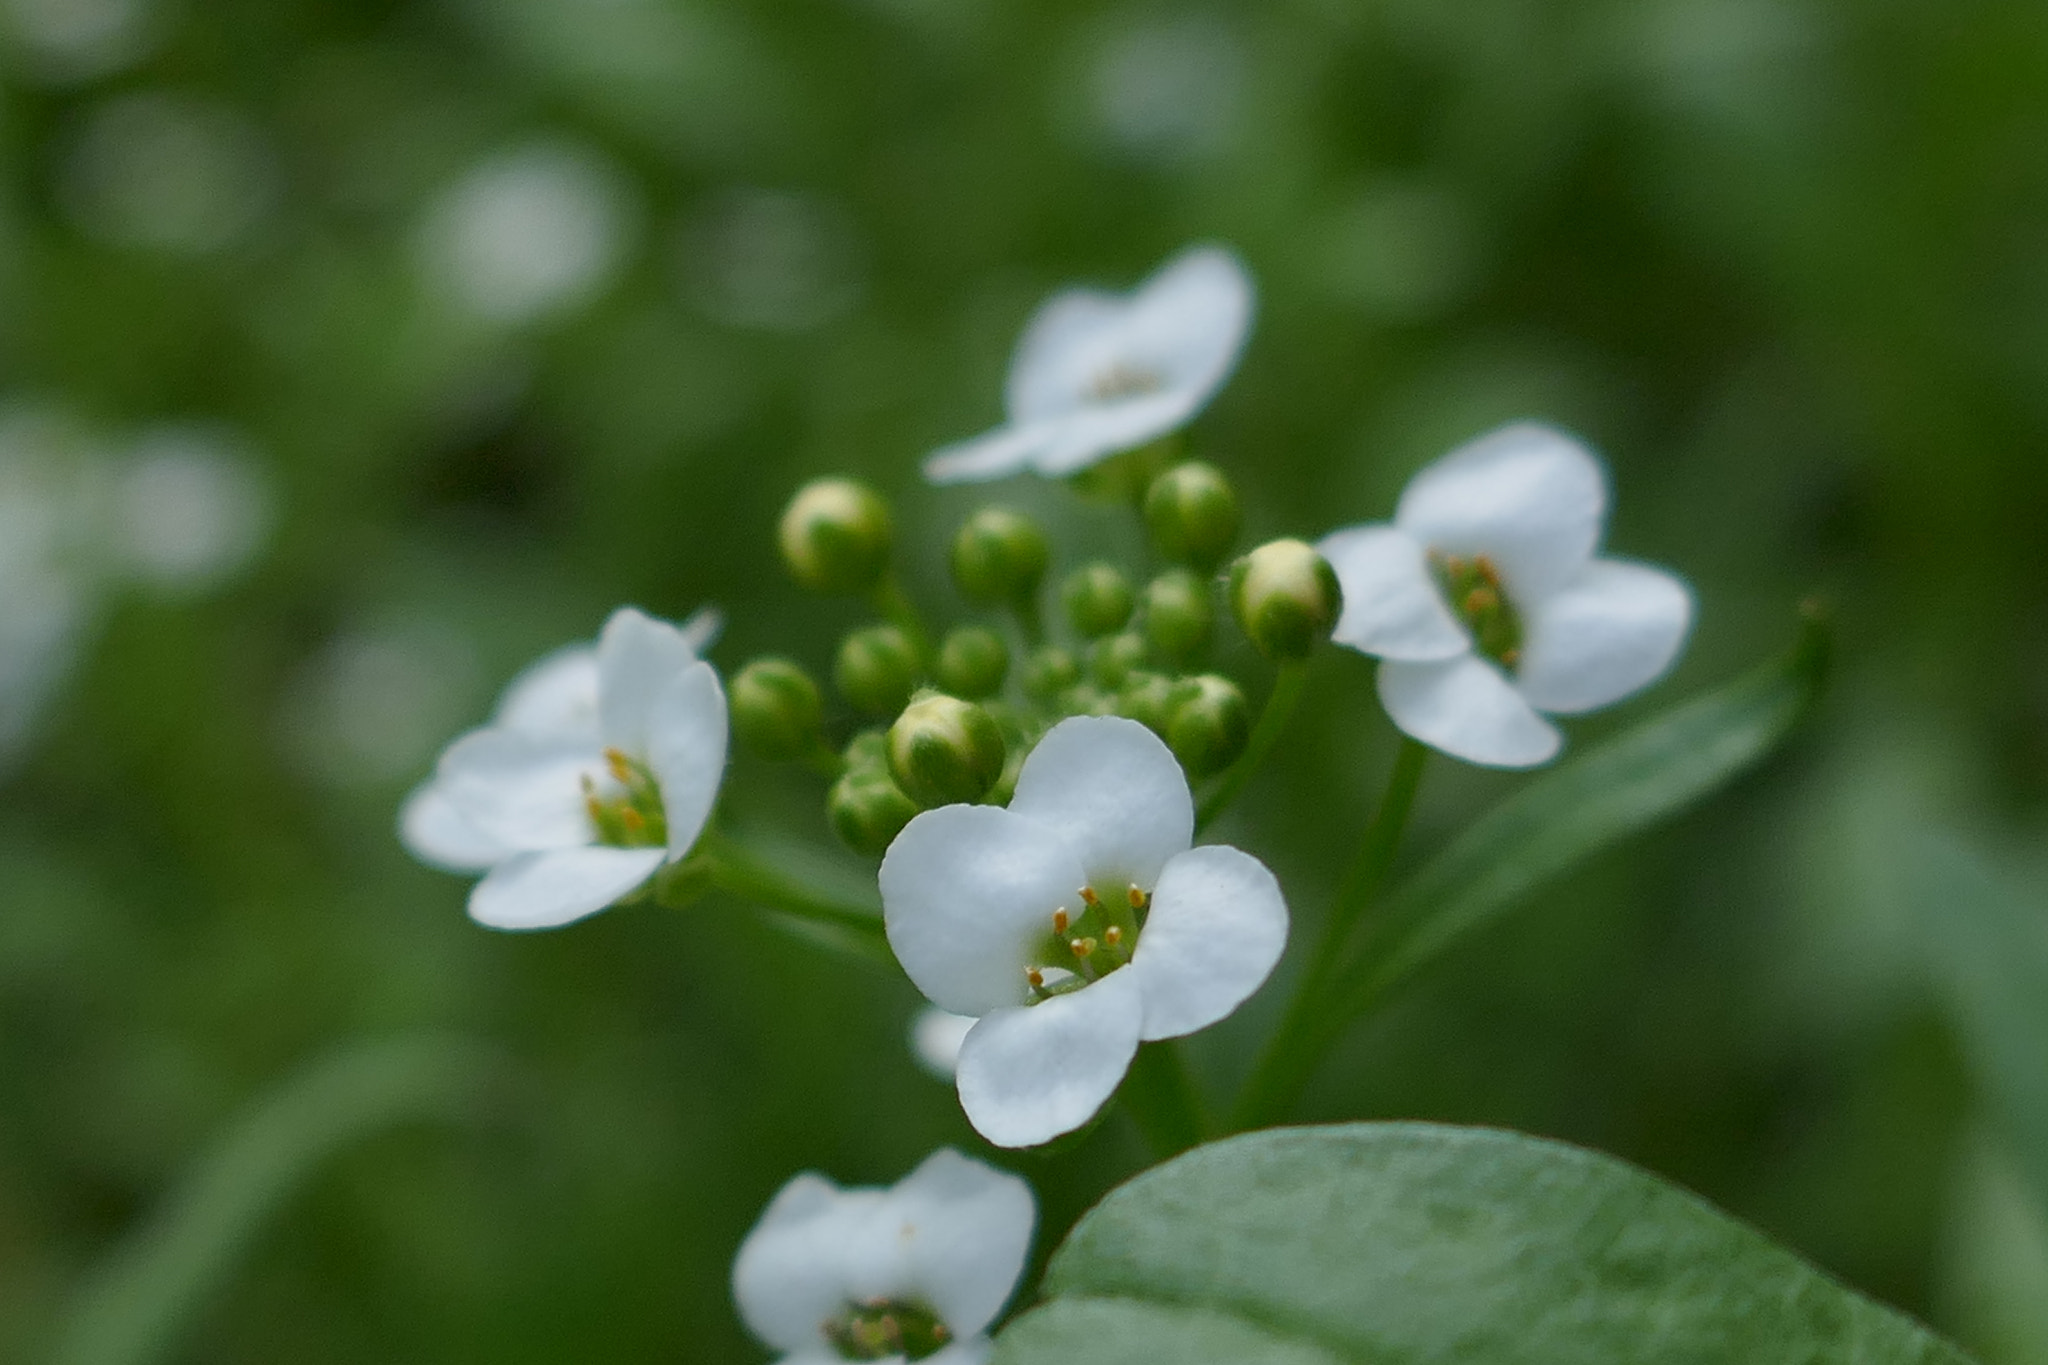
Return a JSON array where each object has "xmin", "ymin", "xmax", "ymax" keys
[
  {"xmin": 824, "ymin": 1298, "xmax": 953, "ymax": 1361},
  {"xmin": 1025, "ymin": 883, "xmax": 1150, "ymax": 1000},
  {"xmin": 581, "ymin": 747, "xmax": 668, "ymax": 848},
  {"xmin": 1429, "ymin": 550, "xmax": 1524, "ymax": 671},
  {"xmin": 1085, "ymin": 362, "xmax": 1164, "ymax": 402}
]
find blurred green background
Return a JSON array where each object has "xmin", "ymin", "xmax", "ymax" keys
[{"xmin": 3, "ymin": 0, "xmax": 2048, "ymax": 1360}]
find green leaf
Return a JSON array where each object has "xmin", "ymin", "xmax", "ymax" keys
[
  {"xmin": 53, "ymin": 1035, "xmax": 503, "ymax": 1365},
  {"xmin": 1338, "ymin": 609, "xmax": 1829, "ymax": 1019},
  {"xmin": 995, "ymin": 1123, "xmax": 1972, "ymax": 1365}
]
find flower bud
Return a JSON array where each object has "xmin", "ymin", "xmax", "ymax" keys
[
  {"xmin": 779, "ymin": 478, "xmax": 893, "ymax": 594},
  {"xmin": 1088, "ymin": 632, "xmax": 1147, "ymax": 690},
  {"xmin": 950, "ymin": 508, "xmax": 1049, "ymax": 606},
  {"xmin": 1144, "ymin": 461, "xmax": 1241, "ymax": 572},
  {"xmin": 1061, "ymin": 562, "xmax": 1135, "ymax": 639},
  {"xmin": 1116, "ymin": 669, "xmax": 1180, "ymax": 735},
  {"xmin": 1020, "ymin": 645, "xmax": 1080, "ymax": 701},
  {"xmin": 729, "ymin": 657, "xmax": 824, "ymax": 761},
  {"xmin": 828, "ymin": 766, "xmax": 920, "ymax": 856},
  {"xmin": 834, "ymin": 624, "xmax": 920, "ymax": 716},
  {"xmin": 887, "ymin": 693, "xmax": 1006, "ymax": 808},
  {"xmin": 1167, "ymin": 673, "xmax": 1250, "ymax": 778},
  {"xmin": 1142, "ymin": 568, "xmax": 1213, "ymax": 662},
  {"xmin": 934, "ymin": 626, "xmax": 1009, "ymax": 700},
  {"xmin": 1229, "ymin": 538, "xmax": 1342, "ymax": 660}
]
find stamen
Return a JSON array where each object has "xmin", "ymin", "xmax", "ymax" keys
[
  {"xmin": 1126, "ymin": 884, "xmax": 1146, "ymax": 908},
  {"xmin": 1025, "ymin": 966, "xmax": 1044, "ymax": 989},
  {"xmin": 1070, "ymin": 937, "xmax": 1097, "ymax": 958},
  {"xmin": 1475, "ymin": 554, "xmax": 1501, "ymax": 585},
  {"xmin": 620, "ymin": 808, "xmax": 646, "ymax": 834},
  {"xmin": 604, "ymin": 747, "xmax": 632, "ymax": 784},
  {"xmin": 1463, "ymin": 586, "xmax": 1498, "ymax": 616},
  {"xmin": 1104, "ymin": 925, "xmax": 1123, "ymax": 947},
  {"xmin": 1051, "ymin": 908, "xmax": 1069, "ymax": 935},
  {"xmin": 1080, "ymin": 887, "xmax": 1100, "ymax": 907}
]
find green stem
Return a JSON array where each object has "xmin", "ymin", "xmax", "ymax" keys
[
  {"xmin": 871, "ymin": 574, "xmax": 933, "ymax": 662},
  {"xmin": 1230, "ymin": 738, "xmax": 1429, "ymax": 1130},
  {"xmin": 679, "ymin": 830, "xmax": 890, "ymax": 952},
  {"xmin": 1195, "ymin": 659, "xmax": 1310, "ymax": 832},
  {"xmin": 1009, "ymin": 596, "xmax": 1045, "ymax": 650},
  {"xmin": 1121, "ymin": 1040, "xmax": 1210, "ymax": 1159}
]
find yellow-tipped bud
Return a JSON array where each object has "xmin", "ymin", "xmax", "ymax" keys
[
  {"xmin": 730, "ymin": 657, "xmax": 824, "ymax": 761},
  {"xmin": 1229, "ymin": 538, "xmax": 1342, "ymax": 660},
  {"xmin": 1166, "ymin": 673, "xmax": 1250, "ymax": 778},
  {"xmin": 1144, "ymin": 461, "xmax": 1241, "ymax": 572},
  {"xmin": 779, "ymin": 478, "xmax": 893, "ymax": 595},
  {"xmin": 834, "ymin": 625, "xmax": 920, "ymax": 717},
  {"xmin": 950, "ymin": 507, "xmax": 1049, "ymax": 606},
  {"xmin": 887, "ymin": 693, "xmax": 1007, "ymax": 808}
]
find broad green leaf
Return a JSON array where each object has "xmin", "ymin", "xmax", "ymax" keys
[
  {"xmin": 995, "ymin": 1123, "xmax": 1972, "ymax": 1365},
  {"xmin": 1338, "ymin": 611, "xmax": 1829, "ymax": 1019},
  {"xmin": 53, "ymin": 1035, "xmax": 503, "ymax": 1365}
]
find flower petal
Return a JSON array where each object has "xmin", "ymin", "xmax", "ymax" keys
[
  {"xmin": 1129, "ymin": 845, "xmax": 1289, "ymax": 1041},
  {"xmin": 911, "ymin": 1006, "xmax": 976, "ymax": 1080},
  {"xmin": 493, "ymin": 646, "xmax": 600, "ymax": 738},
  {"xmin": 678, "ymin": 605, "xmax": 724, "ymax": 654},
  {"xmin": 732, "ymin": 1174, "xmax": 863, "ymax": 1354},
  {"xmin": 1393, "ymin": 422, "xmax": 1607, "ymax": 601},
  {"xmin": 922, "ymin": 421, "xmax": 1060, "ymax": 486},
  {"xmin": 1005, "ymin": 287, "xmax": 1128, "ymax": 422},
  {"xmin": 1514, "ymin": 559, "xmax": 1694, "ymax": 715},
  {"xmin": 1378, "ymin": 654, "xmax": 1561, "ymax": 769},
  {"xmin": 398, "ymin": 780, "xmax": 509, "ymax": 872},
  {"xmin": 1007, "ymin": 715, "xmax": 1193, "ymax": 892},
  {"xmin": 955, "ymin": 968, "xmax": 1143, "ymax": 1148},
  {"xmin": 467, "ymin": 845, "xmax": 664, "ymax": 930},
  {"xmin": 1317, "ymin": 523, "xmax": 1469, "ymax": 662},
  {"xmin": 645, "ymin": 661, "xmax": 728, "ymax": 860},
  {"xmin": 435, "ymin": 726, "xmax": 601, "ymax": 851},
  {"xmin": 1028, "ymin": 390, "xmax": 1205, "ymax": 477},
  {"xmin": 883, "ymin": 1149, "xmax": 1036, "ymax": 1338},
  {"xmin": 881, "ymin": 805, "xmax": 1088, "ymax": 1015},
  {"xmin": 596, "ymin": 607, "xmax": 703, "ymax": 754}
]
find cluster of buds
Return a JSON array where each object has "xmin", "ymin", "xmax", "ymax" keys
[{"xmin": 727, "ymin": 461, "xmax": 1342, "ymax": 857}]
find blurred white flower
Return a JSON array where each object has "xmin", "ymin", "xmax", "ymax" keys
[
  {"xmin": 281, "ymin": 621, "xmax": 482, "ymax": 788},
  {"xmin": 909, "ymin": 1005, "xmax": 975, "ymax": 1080},
  {"xmin": 400, "ymin": 607, "xmax": 727, "ymax": 931},
  {"xmin": 881, "ymin": 716, "xmax": 1287, "ymax": 1148},
  {"xmin": 733, "ymin": 1149, "xmax": 1034, "ymax": 1365},
  {"xmin": 59, "ymin": 91, "xmax": 275, "ymax": 255},
  {"xmin": 418, "ymin": 140, "xmax": 637, "ymax": 326},
  {"xmin": 679, "ymin": 186, "xmax": 863, "ymax": 333},
  {"xmin": 1319, "ymin": 423, "xmax": 1694, "ymax": 769},
  {"xmin": 2, "ymin": 0, "xmax": 154, "ymax": 83},
  {"xmin": 0, "ymin": 408, "xmax": 101, "ymax": 768},
  {"xmin": 1081, "ymin": 12, "xmax": 1244, "ymax": 164},
  {"xmin": 924, "ymin": 245, "xmax": 1254, "ymax": 486},
  {"xmin": 108, "ymin": 425, "xmax": 272, "ymax": 593}
]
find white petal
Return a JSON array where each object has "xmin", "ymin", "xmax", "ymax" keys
[
  {"xmin": 1394, "ymin": 422, "xmax": 1607, "ymax": 600},
  {"xmin": 1113, "ymin": 244, "xmax": 1255, "ymax": 401},
  {"xmin": 645, "ymin": 661, "xmax": 727, "ymax": 859},
  {"xmin": 596, "ymin": 607, "xmax": 702, "ymax": 754},
  {"xmin": 922, "ymin": 421, "xmax": 1059, "ymax": 486},
  {"xmin": 1514, "ymin": 559, "xmax": 1694, "ymax": 715},
  {"xmin": 924, "ymin": 1342, "xmax": 993, "ymax": 1365},
  {"xmin": 398, "ymin": 780, "xmax": 510, "ymax": 872},
  {"xmin": 881, "ymin": 806, "xmax": 1087, "ymax": 1015},
  {"xmin": 881, "ymin": 1149, "xmax": 1036, "ymax": 1338},
  {"xmin": 1007, "ymin": 716, "xmax": 1192, "ymax": 892},
  {"xmin": 679, "ymin": 605, "xmax": 724, "ymax": 654},
  {"xmin": 910, "ymin": 1007, "xmax": 976, "ymax": 1080},
  {"xmin": 733, "ymin": 1174, "xmax": 860, "ymax": 1354},
  {"xmin": 1129, "ymin": 845, "xmax": 1289, "ymax": 1041},
  {"xmin": 1005, "ymin": 287, "xmax": 1128, "ymax": 421},
  {"xmin": 954, "ymin": 969, "xmax": 1143, "ymax": 1148},
  {"xmin": 435, "ymin": 726, "xmax": 601, "ymax": 851},
  {"xmin": 1377, "ymin": 654, "xmax": 1561, "ymax": 769},
  {"xmin": 494, "ymin": 646, "xmax": 600, "ymax": 738},
  {"xmin": 1316, "ymin": 524, "xmax": 1469, "ymax": 662},
  {"xmin": 1028, "ymin": 390, "xmax": 1204, "ymax": 477},
  {"xmin": 467, "ymin": 845, "xmax": 664, "ymax": 930}
]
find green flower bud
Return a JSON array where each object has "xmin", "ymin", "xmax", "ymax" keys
[
  {"xmin": 729, "ymin": 657, "xmax": 824, "ymax": 761},
  {"xmin": 827, "ymin": 766, "xmax": 920, "ymax": 856},
  {"xmin": 842, "ymin": 727, "xmax": 888, "ymax": 773},
  {"xmin": 887, "ymin": 693, "xmax": 1007, "ymax": 808},
  {"xmin": 1142, "ymin": 568, "xmax": 1213, "ymax": 662},
  {"xmin": 1167, "ymin": 673, "xmax": 1250, "ymax": 778},
  {"xmin": 779, "ymin": 478, "xmax": 893, "ymax": 594},
  {"xmin": 934, "ymin": 626, "xmax": 1009, "ymax": 700},
  {"xmin": 950, "ymin": 508, "xmax": 1049, "ymax": 606},
  {"xmin": 1116, "ymin": 669, "xmax": 1181, "ymax": 735},
  {"xmin": 1061, "ymin": 562, "xmax": 1135, "ymax": 639},
  {"xmin": 834, "ymin": 624, "xmax": 920, "ymax": 716},
  {"xmin": 1020, "ymin": 645, "xmax": 1080, "ymax": 701},
  {"xmin": 1144, "ymin": 461, "xmax": 1241, "ymax": 572},
  {"xmin": 1088, "ymin": 632, "xmax": 1148, "ymax": 690},
  {"xmin": 1229, "ymin": 538, "xmax": 1342, "ymax": 660}
]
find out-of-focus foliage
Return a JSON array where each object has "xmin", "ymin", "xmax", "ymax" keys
[{"xmin": 1, "ymin": 0, "xmax": 2046, "ymax": 1361}]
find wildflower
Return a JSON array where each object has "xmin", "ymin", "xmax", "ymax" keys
[
  {"xmin": 399, "ymin": 607, "xmax": 727, "ymax": 930},
  {"xmin": 923, "ymin": 245, "xmax": 1253, "ymax": 485},
  {"xmin": 733, "ymin": 1149, "xmax": 1034, "ymax": 1364},
  {"xmin": 1318, "ymin": 423, "xmax": 1692, "ymax": 768},
  {"xmin": 880, "ymin": 715, "xmax": 1287, "ymax": 1147}
]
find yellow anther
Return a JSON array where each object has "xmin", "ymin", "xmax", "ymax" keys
[
  {"xmin": 1104, "ymin": 925, "xmax": 1124, "ymax": 947},
  {"xmin": 1070, "ymin": 937, "xmax": 1097, "ymax": 958},
  {"xmin": 1501, "ymin": 647, "xmax": 1521, "ymax": 668},
  {"xmin": 604, "ymin": 747, "xmax": 633, "ymax": 783},
  {"xmin": 1127, "ymin": 884, "xmax": 1146, "ymax": 908},
  {"xmin": 1463, "ymin": 586, "xmax": 1498, "ymax": 616},
  {"xmin": 1475, "ymin": 554, "xmax": 1502, "ymax": 585},
  {"xmin": 1052, "ymin": 908, "xmax": 1070, "ymax": 935},
  {"xmin": 620, "ymin": 808, "xmax": 646, "ymax": 833},
  {"xmin": 1026, "ymin": 966, "xmax": 1045, "ymax": 989},
  {"xmin": 1080, "ymin": 887, "xmax": 1101, "ymax": 907}
]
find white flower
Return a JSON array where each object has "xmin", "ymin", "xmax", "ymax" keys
[
  {"xmin": 909, "ymin": 1006, "xmax": 975, "ymax": 1081},
  {"xmin": 1318, "ymin": 423, "xmax": 1693, "ymax": 769},
  {"xmin": 733, "ymin": 1149, "xmax": 1035, "ymax": 1365},
  {"xmin": 880, "ymin": 715, "xmax": 1288, "ymax": 1148},
  {"xmin": 923, "ymin": 245, "xmax": 1253, "ymax": 485},
  {"xmin": 399, "ymin": 607, "xmax": 727, "ymax": 931}
]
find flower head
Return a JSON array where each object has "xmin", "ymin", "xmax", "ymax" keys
[
  {"xmin": 1318, "ymin": 423, "xmax": 1693, "ymax": 768},
  {"xmin": 399, "ymin": 607, "xmax": 727, "ymax": 930},
  {"xmin": 733, "ymin": 1149, "xmax": 1035, "ymax": 1365},
  {"xmin": 923, "ymin": 245, "xmax": 1253, "ymax": 486},
  {"xmin": 880, "ymin": 715, "xmax": 1287, "ymax": 1148}
]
